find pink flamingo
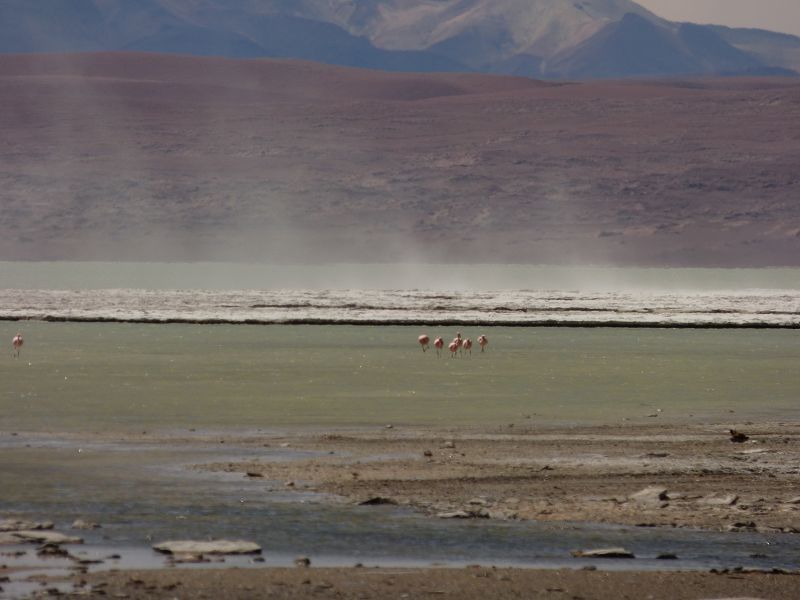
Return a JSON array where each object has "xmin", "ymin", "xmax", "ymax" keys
[
  {"xmin": 434, "ymin": 337, "xmax": 444, "ymax": 357},
  {"xmin": 452, "ymin": 332, "xmax": 463, "ymax": 355},
  {"xmin": 12, "ymin": 332, "xmax": 23, "ymax": 358},
  {"xmin": 477, "ymin": 335, "xmax": 488, "ymax": 353},
  {"xmin": 463, "ymin": 338, "xmax": 473, "ymax": 355},
  {"xmin": 418, "ymin": 334, "xmax": 430, "ymax": 352},
  {"xmin": 448, "ymin": 339, "xmax": 458, "ymax": 358}
]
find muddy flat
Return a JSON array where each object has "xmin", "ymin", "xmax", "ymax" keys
[
  {"xmin": 72, "ymin": 566, "xmax": 800, "ymax": 599},
  {"xmin": 200, "ymin": 421, "xmax": 800, "ymax": 533}
]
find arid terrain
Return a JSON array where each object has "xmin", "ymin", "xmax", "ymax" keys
[
  {"xmin": 3, "ymin": 421, "xmax": 799, "ymax": 599},
  {"xmin": 201, "ymin": 422, "xmax": 800, "ymax": 533},
  {"xmin": 1, "ymin": 53, "xmax": 799, "ymax": 265}
]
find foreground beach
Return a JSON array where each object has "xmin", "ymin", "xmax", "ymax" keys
[
  {"xmin": 201, "ymin": 421, "xmax": 800, "ymax": 533},
  {"xmin": 2, "ymin": 421, "xmax": 798, "ymax": 598},
  {"xmin": 73, "ymin": 565, "xmax": 800, "ymax": 599}
]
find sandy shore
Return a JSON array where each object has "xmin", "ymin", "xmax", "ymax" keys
[
  {"xmin": 199, "ymin": 421, "xmax": 800, "ymax": 533},
  {"xmin": 67, "ymin": 566, "xmax": 800, "ymax": 599},
  {"xmin": 3, "ymin": 420, "xmax": 799, "ymax": 598}
]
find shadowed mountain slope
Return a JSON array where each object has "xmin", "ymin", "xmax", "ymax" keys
[
  {"xmin": 545, "ymin": 14, "xmax": 767, "ymax": 79},
  {"xmin": 0, "ymin": 0, "xmax": 797, "ymax": 79},
  {"xmin": 1, "ymin": 53, "xmax": 798, "ymax": 266}
]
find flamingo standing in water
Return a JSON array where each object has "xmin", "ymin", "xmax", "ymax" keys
[
  {"xmin": 448, "ymin": 339, "xmax": 459, "ymax": 357},
  {"xmin": 434, "ymin": 337, "xmax": 444, "ymax": 357},
  {"xmin": 418, "ymin": 334, "xmax": 430, "ymax": 352},
  {"xmin": 452, "ymin": 332, "xmax": 463, "ymax": 355},
  {"xmin": 477, "ymin": 335, "xmax": 488, "ymax": 353},
  {"xmin": 12, "ymin": 332, "xmax": 23, "ymax": 358},
  {"xmin": 463, "ymin": 338, "xmax": 473, "ymax": 355}
]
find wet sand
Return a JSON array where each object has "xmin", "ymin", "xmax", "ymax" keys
[
  {"xmin": 200, "ymin": 421, "xmax": 800, "ymax": 533},
  {"xmin": 67, "ymin": 566, "xmax": 800, "ymax": 599},
  {"xmin": 3, "ymin": 420, "xmax": 799, "ymax": 598}
]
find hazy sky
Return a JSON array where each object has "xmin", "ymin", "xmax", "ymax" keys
[{"xmin": 637, "ymin": 0, "xmax": 800, "ymax": 36}]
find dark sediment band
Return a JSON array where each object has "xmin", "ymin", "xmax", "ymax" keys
[{"xmin": 0, "ymin": 315, "xmax": 797, "ymax": 329}]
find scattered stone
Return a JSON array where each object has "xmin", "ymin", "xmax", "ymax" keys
[
  {"xmin": 666, "ymin": 492, "xmax": 693, "ymax": 501},
  {"xmin": 153, "ymin": 540, "xmax": 261, "ymax": 555},
  {"xmin": 580, "ymin": 565, "xmax": 597, "ymax": 571},
  {"xmin": 739, "ymin": 448, "xmax": 772, "ymax": 455},
  {"xmin": 71, "ymin": 520, "xmax": 100, "ymax": 530},
  {"xmin": 641, "ymin": 453, "xmax": 670, "ymax": 458},
  {"xmin": 656, "ymin": 553, "xmax": 679, "ymax": 560},
  {"xmin": 699, "ymin": 493, "xmax": 739, "ymax": 506},
  {"xmin": 423, "ymin": 450, "xmax": 433, "ymax": 457},
  {"xmin": 285, "ymin": 481, "xmax": 296, "ymax": 487},
  {"xmin": 37, "ymin": 544, "xmax": 71, "ymax": 558},
  {"xmin": 467, "ymin": 498, "xmax": 488, "ymax": 506},
  {"xmin": 629, "ymin": 486, "xmax": 669, "ymax": 507},
  {"xmin": 252, "ymin": 556, "xmax": 265, "ymax": 563},
  {"xmin": 0, "ymin": 519, "xmax": 54, "ymax": 532},
  {"xmin": 294, "ymin": 556, "xmax": 311, "ymax": 567},
  {"xmin": 729, "ymin": 429, "xmax": 749, "ymax": 443},
  {"xmin": 784, "ymin": 496, "xmax": 800, "ymax": 504},
  {"xmin": 384, "ymin": 424, "xmax": 393, "ymax": 429},
  {"xmin": 442, "ymin": 441, "xmax": 455, "ymax": 449},
  {"xmin": 487, "ymin": 509, "xmax": 517, "ymax": 520},
  {"xmin": 245, "ymin": 472, "xmax": 263, "ymax": 478},
  {"xmin": 436, "ymin": 511, "xmax": 474, "ymax": 519},
  {"xmin": 279, "ymin": 443, "xmax": 291, "ymax": 448},
  {"xmin": 726, "ymin": 521, "xmax": 757, "ymax": 532},
  {"xmin": 0, "ymin": 533, "xmax": 22, "ymax": 545},
  {"xmin": 168, "ymin": 553, "xmax": 209, "ymax": 564},
  {"xmin": 10, "ymin": 531, "xmax": 83, "ymax": 545},
  {"xmin": 571, "ymin": 547, "xmax": 635, "ymax": 559},
  {"xmin": 359, "ymin": 497, "xmax": 397, "ymax": 506}
]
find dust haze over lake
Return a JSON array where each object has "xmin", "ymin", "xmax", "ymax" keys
[{"xmin": 1, "ymin": 53, "xmax": 799, "ymax": 267}]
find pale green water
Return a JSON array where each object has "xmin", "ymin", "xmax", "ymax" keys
[
  {"xmin": 1, "ymin": 322, "xmax": 797, "ymax": 431},
  {"xmin": 2, "ymin": 262, "xmax": 800, "ymax": 290}
]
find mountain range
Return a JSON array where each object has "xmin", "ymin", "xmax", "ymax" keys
[{"xmin": 1, "ymin": 0, "xmax": 799, "ymax": 79}]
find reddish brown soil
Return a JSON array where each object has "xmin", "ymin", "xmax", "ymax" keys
[{"xmin": 1, "ymin": 53, "xmax": 799, "ymax": 266}]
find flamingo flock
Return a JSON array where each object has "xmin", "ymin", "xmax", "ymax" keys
[{"xmin": 418, "ymin": 331, "xmax": 488, "ymax": 357}]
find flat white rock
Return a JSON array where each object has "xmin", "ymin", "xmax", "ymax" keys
[
  {"xmin": 153, "ymin": 540, "xmax": 262, "ymax": 555},
  {"xmin": 11, "ymin": 530, "xmax": 83, "ymax": 544},
  {"xmin": 571, "ymin": 547, "xmax": 635, "ymax": 559},
  {"xmin": 0, "ymin": 519, "xmax": 54, "ymax": 532}
]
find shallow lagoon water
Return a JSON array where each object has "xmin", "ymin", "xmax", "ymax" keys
[
  {"xmin": 1, "ymin": 263, "xmax": 799, "ymax": 579},
  {"xmin": 1, "ymin": 323, "xmax": 798, "ymax": 430},
  {"xmin": 0, "ymin": 323, "xmax": 798, "ymax": 575},
  {"xmin": 2, "ymin": 433, "xmax": 799, "ymax": 574}
]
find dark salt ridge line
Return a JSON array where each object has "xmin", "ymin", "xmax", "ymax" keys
[{"xmin": 1, "ymin": 315, "xmax": 798, "ymax": 328}]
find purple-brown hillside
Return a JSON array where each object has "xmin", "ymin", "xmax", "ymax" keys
[{"xmin": 1, "ymin": 53, "xmax": 798, "ymax": 266}]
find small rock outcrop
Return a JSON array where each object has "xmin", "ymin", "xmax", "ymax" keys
[
  {"xmin": 571, "ymin": 547, "xmax": 635, "ymax": 559},
  {"xmin": 153, "ymin": 540, "xmax": 261, "ymax": 555}
]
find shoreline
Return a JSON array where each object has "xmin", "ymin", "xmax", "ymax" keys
[
  {"xmin": 3, "ymin": 316, "xmax": 800, "ymax": 328},
  {"xmin": 67, "ymin": 567, "xmax": 800, "ymax": 599},
  {"xmin": 196, "ymin": 422, "xmax": 800, "ymax": 534},
  {"xmin": 3, "ymin": 421, "xmax": 799, "ymax": 598},
  {"xmin": 6, "ymin": 565, "xmax": 800, "ymax": 599}
]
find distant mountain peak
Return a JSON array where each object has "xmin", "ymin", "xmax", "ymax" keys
[{"xmin": 0, "ymin": 0, "xmax": 797, "ymax": 79}]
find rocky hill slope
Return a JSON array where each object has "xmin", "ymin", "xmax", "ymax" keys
[{"xmin": 1, "ymin": 53, "xmax": 798, "ymax": 266}]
